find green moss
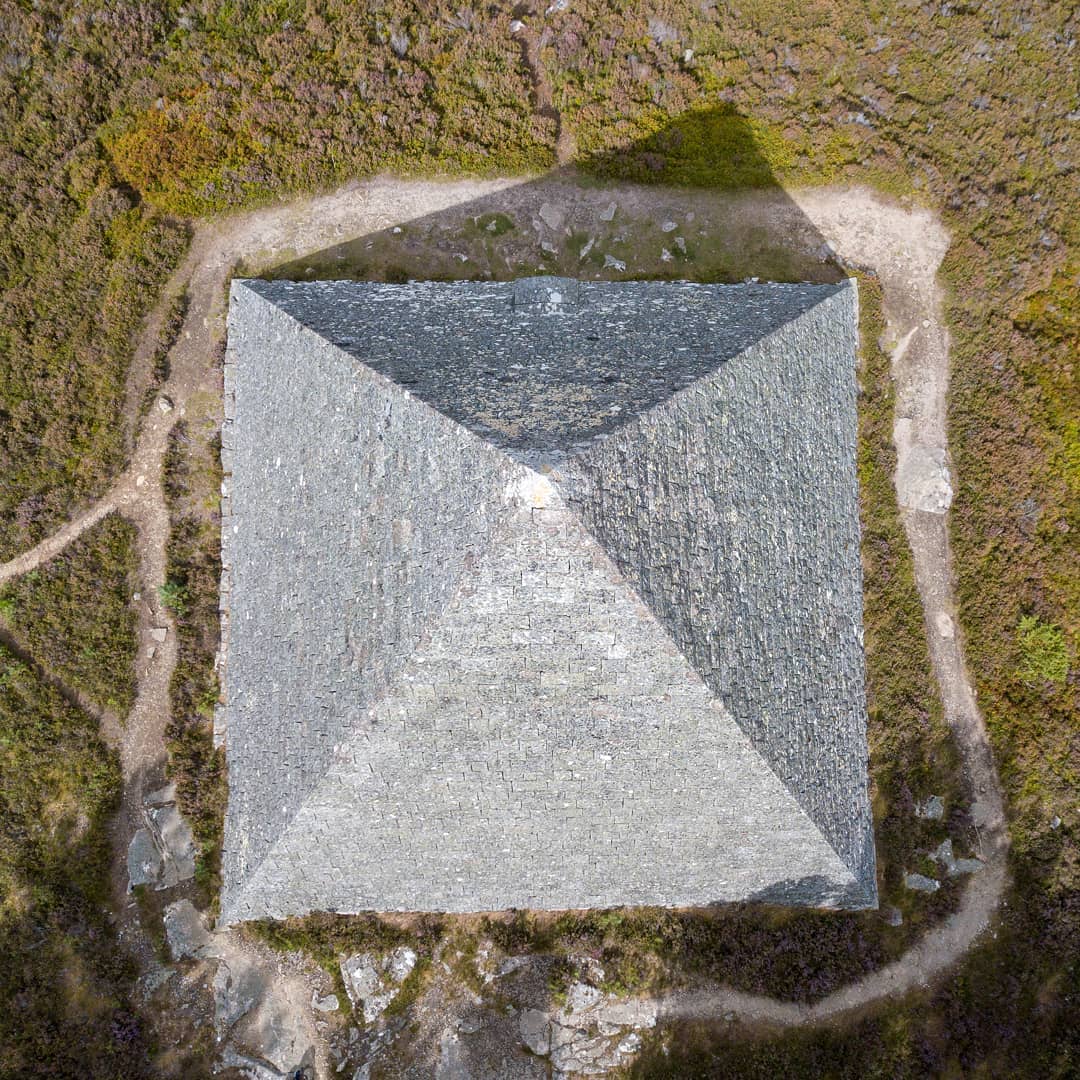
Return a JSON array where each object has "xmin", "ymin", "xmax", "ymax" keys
[{"xmin": 1017, "ymin": 617, "xmax": 1070, "ymax": 687}]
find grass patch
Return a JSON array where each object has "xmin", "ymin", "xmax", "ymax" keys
[{"xmin": 0, "ymin": 515, "xmax": 139, "ymax": 717}]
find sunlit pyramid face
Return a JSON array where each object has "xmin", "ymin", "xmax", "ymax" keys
[{"xmin": 217, "ymin": 274, "xmax": 874, "ymax": 922}]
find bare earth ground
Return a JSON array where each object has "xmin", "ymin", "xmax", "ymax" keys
[{"xmin": 0, "ymin": 177, "xmax": 1008, "ymax": 1077}]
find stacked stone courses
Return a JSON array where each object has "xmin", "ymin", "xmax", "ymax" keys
[{"xmin": 218, "ymin": 274, "xmax": 875, "ymax": 923}]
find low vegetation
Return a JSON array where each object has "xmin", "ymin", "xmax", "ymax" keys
[
  {"xmin": 163, "ymin": 421, "xmax": 227, "ymax": 907},
  {"xmin": 0, "ymin": 514, "xmax": 139, "ymax": 717},
  {"xmin": 0, "ymin": 647, "xmax": 152, "ymax": 1077}
]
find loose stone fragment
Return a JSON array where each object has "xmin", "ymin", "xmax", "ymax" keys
[
  {"xmin": 163, "ymin": 899, "xmax": 213, "ymax": 959},
  {"xmin": 519, "ymin": 1008, "xmax": 551, "ymax": 1055},
  {"xmin": 127, "ymin": 828, "xmax": 163, "ymax": 888},
  {"xmin": 904, "ymin": 872, "xmax": 940, "ymax": 893},
  {"xmin": 950, "ymin": 858, "xmax": 985, "ymax": 876}
]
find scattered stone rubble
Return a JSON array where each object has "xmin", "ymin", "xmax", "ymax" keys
[
  {"xmin": 517, "ymin": 979, "xmax": 657, "ymax": 1076},
  {"xmin": 915, "ymin": 794, "xmax": 945, "ymax": 820},
  {"xmin": 341, "ymin": 948, "xmax": 418, "ymax": 1024}
]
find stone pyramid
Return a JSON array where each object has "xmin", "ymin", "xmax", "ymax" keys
[{"xmin": 218, "ymin": 275, "xmax": 875, "ymax": 923}]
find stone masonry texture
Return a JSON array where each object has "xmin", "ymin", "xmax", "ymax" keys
[{"xmin": 218, "ymin": 276, "xmax": 875, "ymax": 923}]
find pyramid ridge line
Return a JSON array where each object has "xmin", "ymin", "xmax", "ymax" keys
[
  {"xmin": 235, "ymin": 276, "xmax": 853, "ymax": 460},
  {"xmin": 222, "ymin": 486, "xmax": 859, "ymax": 922}
]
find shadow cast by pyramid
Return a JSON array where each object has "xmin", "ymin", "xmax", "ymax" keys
[{"xmin": 263, "ymin": 107, "xmax": 845, "ymax": 289}]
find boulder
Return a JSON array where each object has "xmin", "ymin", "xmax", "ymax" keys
[
  {"xmin": 234, "ymin": 993, "xmax": 313, "ymax": 1076},
  {"xmin": 150, "ymin": 803, "xmax": 196, "ymax": 887},
  {"xmin": 538, "ymin": 203, "xmax": 565, "ymax": 231},
  {"xmin": 565, "ymin": 981, "xmax": 603, "ymax": 1016},
  {"xmin": 519, "ymin": 1008, "xmax": 551, "ymax": 1055},
  {"xmin": 950, "ymin": 858, "xmax": 985, "ymax": 876},
  {"xmin": 340, "ymin": 947, "xmax": 417, "ymax": 1023},
  {"xmin": 932, "ymin": 838, "xmax": 956, "ymax": 872},
  {"xmin": 145, "ymin": 782, "xmax": 177, "ymax": 806},
  {"xmin": 214, "ymin": 957, "xmax": 266, "ymax": 1034}
]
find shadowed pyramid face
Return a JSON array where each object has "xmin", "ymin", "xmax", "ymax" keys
[{"xmin": 218, "ymin": 275, "xmax": 875, "ymax": 922}]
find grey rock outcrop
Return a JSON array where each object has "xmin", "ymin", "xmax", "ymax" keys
[
  {"xmin": 163, "ymin": 899, "xmax": 214, "ymax": 960},
  {"xmin": 341, "ymin": 948, "xmax": 417, "ymax": 1023}
]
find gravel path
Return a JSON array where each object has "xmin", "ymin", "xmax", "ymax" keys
[{"xmin": 0, "ymin": 178, "xmax": 1007, "ymax": 1070}]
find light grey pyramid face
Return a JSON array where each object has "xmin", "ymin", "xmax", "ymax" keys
[{"xmin": 218, "ymin": 275, "xmax": 875, "ymax": 922}]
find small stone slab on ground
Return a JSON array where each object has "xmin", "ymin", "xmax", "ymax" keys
[
  {"xmin": 127, "ymin": 828, "xmax": 164, "ymax": 887},
  {"xmin": 150, "ymin": 803, "xmax": 196, "ymax": 888},
  {"xmin": 146, "ymin": 781, "xmax": 177, "ymax": 806},
  {"xmin": 163, "ymin": 899, "xmax": 214, "ymax": 960},
  {"xmin": 916, "ymin": 794, "xmax": 945, "ymax": 820},
  {"xmin": 232, "ymin": 992, "xmax": 314, "ymax": 1076},
  {"xmin": 904, "ymin": 872, "xmax": 940, "ymax": 893},
  {"xmin": 950, "ymin": 858, "xmax": 985, "ymax": 876},
  {"xmin": 519, "ymin": 1009, "xmax": 551, "ymax": 1055},
  {"xmin": 214, "ymin": 956, "xmax": 267, "ymax": 1034},
  {"xmin": 933, "ymin": 837, "xmax": 956, "ymax": 871}
]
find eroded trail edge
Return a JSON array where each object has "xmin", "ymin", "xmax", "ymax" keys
[{"xmin": 0, "ymin": 178, "xmax": 1008, "ymax": 1072}]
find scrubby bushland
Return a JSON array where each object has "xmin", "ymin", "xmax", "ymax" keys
[
  {"xmin": 0, "ymin": 647, "xmax": 152, "ymax": 1078},
  {"xmin": 0, "ymin": 514, "xmax": 139, "ymax": 717},
  {"xmin": 163, "ymin": 421, "xmax": 227, "ymax": 907}
]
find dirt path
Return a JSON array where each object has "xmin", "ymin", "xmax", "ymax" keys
[
  {"xmin": 1, "ymin": 177, "xmax": 1007, "ymax": 1071},
  {"xmin": 511, "ymin": 12, "xmax": 577, "ymax": 166}
]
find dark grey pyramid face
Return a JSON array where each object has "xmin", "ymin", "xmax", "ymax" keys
[
  {"xmin": 240, "ymin": 276, "xmax": 841, "ymax": 462},
  {"xmin": 218, "ymin": 275, "xmax": 875, "ymax": 922}
]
